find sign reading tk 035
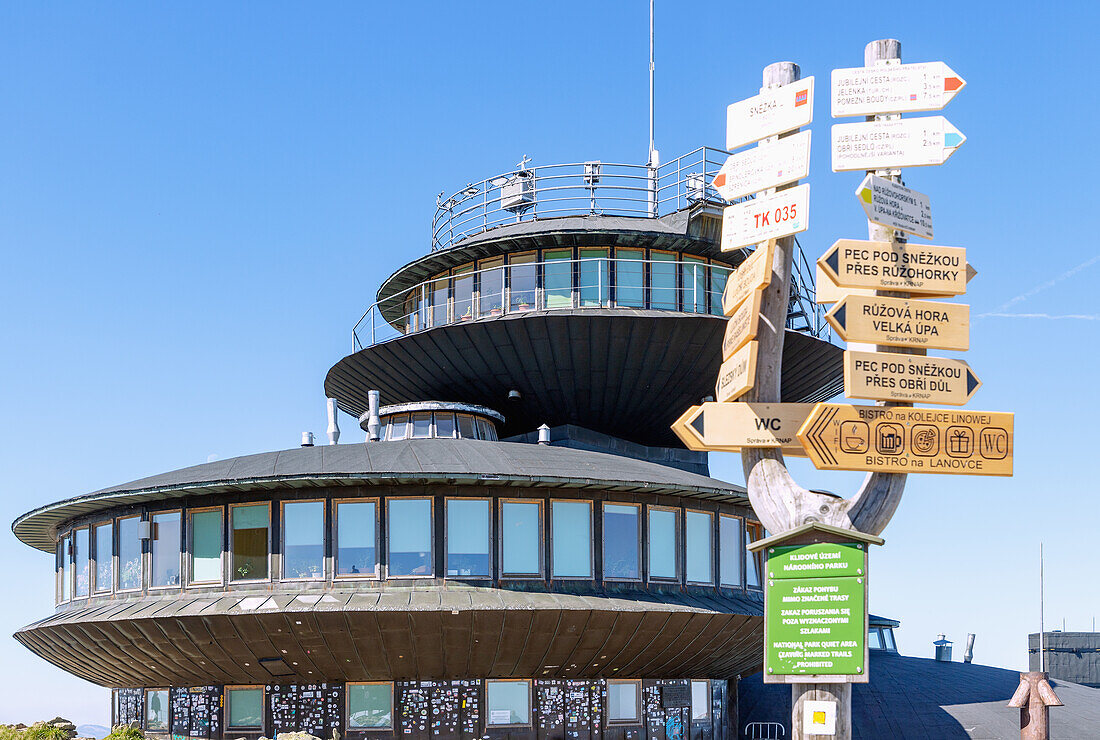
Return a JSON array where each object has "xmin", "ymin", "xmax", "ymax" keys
[{"xmin": 722, "ymin": 184, "xmax": 810, "ymax": 252}]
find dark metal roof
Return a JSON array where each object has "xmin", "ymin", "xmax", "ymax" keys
[
  {"xmin": 325, "ymin": 311, "xmax": 843, "ymax": 447},
  {"xmin": 15, "ymin": 586, "xmax": 764, "ymax": 687},
  {"xmin": 12, "ymin": 439, "xmax": 747, "ymax": 553},
  {"xmin": 378, "ymin": 214, "xmax": 728, "ymax": 308}
]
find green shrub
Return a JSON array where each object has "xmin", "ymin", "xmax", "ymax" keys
[
  {"xmin": 103, "ymin": 725, "xmax": 143, "ymax": 740},
  {"xmin": 23, "ymin": 724, "xmax": 69, "ymax": 740},
  {"xmin": 0, "ymin": 725, "xmax": 27, "ymax": 740}
]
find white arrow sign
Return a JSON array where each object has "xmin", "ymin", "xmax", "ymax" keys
[
  {"xmin": 713, "ymin": 130, "xmax": 811, "ymax": 201},
  {"xmin": 832, "ymin": 62, "xmax": 965, "ymax": 118},
  {"xmin": 855, "ymin": 175, "xmax": 933, "ymax": 240},
  {"xmin": 722, "ymin": 184, "xmax": 810, "ymax": 252},
  {"xmin": 726, "ymin": 76, "xmax": 814, "ymax": 151},
  {"xmin": 832, "ymin": 116, "xmax": 965, "ymax": 172}
]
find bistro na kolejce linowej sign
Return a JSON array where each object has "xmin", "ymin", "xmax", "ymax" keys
[{"xmin": 765, "ymin": 542, "xmax": 867, "ymax": 678}]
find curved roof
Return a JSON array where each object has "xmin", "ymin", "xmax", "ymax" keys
[{"xmin": 12, "ymin": 439, "xmax": 746, "ymax": 553}]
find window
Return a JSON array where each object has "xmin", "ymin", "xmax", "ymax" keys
[
  {"xmin": 226, "ymin": 687, "xmax": 264, "ymax": 730},
  {"xmin": 508, "ymin": 252, "xmax": 537, "ymax": 310},
  {"xmin": 681, "ymin": 255, "xmax": 708, "ymax": 313},
  {"xmin": 745, "ymin": 524, "xmax": 762, "ymax": 588},
  {"xmin": 431, "ymin": 276, "xmax": 449, "ymax": 327},
  {"xmin": 690, "ymin": 681, "xmax": 710, "ymax": 722},
  {"xmin": 403, "ymin": 291, "xmax": 419, "ymax": 334},
  {"xmin": 189, "ymin": 509, "xmax": 223, "ymax": 584},
  {"xmin": 709, "ymin": 262, "xmax": 731, "ymax": 315},
  {"xmin": 650, "ymin": 251, "xmax": 677, "ymax": 310},
  {"xmin": 411, "ymin": 412, "xmax": 432, "ymax": 439},
  {"xmin": 648, "ymin": 507, "xmax": 679, "ymax": 581},
  {"xmin": 282, "ymin": 501, "xmax": 324, "ymax": 580},
  {"xmin": 347, "ymin": 683, "xmax": 393, "ymax": 729},
  {"xmin": 867, "ymin": 628, "xmax": 884, "ymax": 650},
  {"xmin": 387, "ymin": 414, "xmax": 409, "ymax": 441},
  {"xmin": 151, "ymin": 511, "xmax": 181, "ymax": 588},
  {"xmin": 607, "ymin": 680, "xmax": 641, "ymax": 723},
  {"xmin": 117, "ymin": 516, "xmax": 142, "ymax": 591},
  {"xmin": 475, "ymin": 418, "xmax": 495, "ymax": 440},
  {"xmin": 434, "ymin": 412, "xmax": 456, "ymax": 438},
  {"xmin": 336, "ymin": 500, "xmax": 377, "ymax": 577},
  {"xmin": 686, "ymin": 510, "xmax": 714, "ymax": 584},
  {"xmin": 447, "ymin": 499, "xmax": 490, "ymax": 578},
  {"xmin": 883, "ymin": 628, "xmax": 897, "ymax": 651},
  {"xmin": 457, "ymin": 414, "xmax": 476, "ymax": 439},
  {"xmin": 615, "ymin": 248, "xmax": 645, "ymax": 307},
  {"xmin": 93, "ymin": 522, "xmax": 113, "ymax": 594},
  {"xmin": 230, "ymin": 504, "xmax": 269, "ymax": 582},
  {"xmin": 719, "ymin": 515, "xmax": 743, "ymax": 588},
  {"xmin": 485, "ymin": 680, "xmax": 531, "ymax": 726},
  {"xmin": 579, "ymin": 247, "xmax": 609, "ymax": 307},
  {"xmin": 479, "ymin": 258, "xmax": 504, "ymax": 317},
  {"xmin": 73, "ymin": 528, "xmax": 90, "ymax": 598},
  {"xmin": 501, "ymin": 501, "xmax": 541, "ymax": 577},
  {"xmin": 551, "ymin": 501, "xmax": 592, "ymax": 579},
  {"xmin": 59, "ymin": 534, "xmax": 71, "ymax": 602},
  {"xmin": 387, "ymin": 498, "xmax": 432, "ymax": 577},
  {"xmin": 146, "ymin": 689, "xmax": 169, "ymax": 732},
  {"xmin": 544, "ymin": 249, "xmax": 573, "ymax": 308},
  {"xmin": 603, "ymin": 504, "xmax": 640, "ymax": 580},
  {"xmin": 454, "ymin": 267, "xmax": 474, "ymax": 321}
]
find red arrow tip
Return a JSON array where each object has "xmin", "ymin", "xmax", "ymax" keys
[
  {"xmin": 944, "ymin": 76, "xmax": 963, "ymax": 92},
  {"xmin": 713, "ymin": 173, "xmax": 726, "ymax": 188}
]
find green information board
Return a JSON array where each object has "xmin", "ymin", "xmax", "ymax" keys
[{"xmin": 765, "ymin": 542, "xmax": 867, "ymax": 678}]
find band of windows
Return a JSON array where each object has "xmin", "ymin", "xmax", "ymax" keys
[{"xmin": 56, "ymin": 496, "xmax": 764, "ymax": 602}]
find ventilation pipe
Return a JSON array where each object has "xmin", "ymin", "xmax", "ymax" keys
[
  {"xmin": 367, "ymin": 390, "xmax": 382, "ymax": 442},
  {"xmin": 301, "ymin": 432, "xmax": 315, "ymax": 447},
  {"xmin": 326, "ymin": 398, "xmax": 341, "ymax": 445},
  {"xmin": 537, "ymin": 424, "xmax": 551, "ymax": 445},
  {"xmin": 933, "ymin": 634, "xmax": 953, "ymax": 662},
  {"xmin": 963, "ymin": 633, "xmax": 975, "ymax": 664}
]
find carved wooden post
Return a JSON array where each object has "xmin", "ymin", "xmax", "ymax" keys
[{"xmin": 1008, "ymin": 672, "xmax": 1063, "ymax": 740}]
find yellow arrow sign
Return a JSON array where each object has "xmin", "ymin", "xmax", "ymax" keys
[
  {"xmin": 722, "ymin": 289, "xmax": 764, "ymax": 360},
  {"xmin": 722, "ymin": 241, "xmax": 774, "ymax": 316},
  {"xmin": 671, "ymin": 402, "xmax": 813, "ymax": 455},
  {"xmin": 798, "ymin": 403, "xmax": 1013, "ymax": 476},
  {"xmin": 716, "ymin": 341, "xmax": 758, "ymax": 403},
  {"xmin": 826, "ymin": 295, "xmax": 970, "ymax": 351},
  {"xmin": 844, "ymin": 350, "xmax": 981, "ymax": 406},
  {"xmin": 819, "ymin": 239, "xmax": 975, "ymax": 296}
]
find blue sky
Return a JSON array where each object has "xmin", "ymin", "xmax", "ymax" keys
[{"xmin": 1, "ymin": 1, "xmax": 1098, "ymax": 726}]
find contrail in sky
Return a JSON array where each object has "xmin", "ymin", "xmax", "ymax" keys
[
  {"xmin": 977, "ymin": 312, "xmax": 1100, "ymax": 321},
  {"xmin": 989, "ymin": 254, "xmax": 1100, "ymax": 313}
]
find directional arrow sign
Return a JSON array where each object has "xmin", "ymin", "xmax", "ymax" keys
[
  {"xmin": 797, "ymin": 403, "xmax": 1014, "ymax": 476},
  {"xmin": 826, "ymin": 295, "xmax": 970, "ymax": 351},
  {"xmin": 713, "ymin": 130, "xmax": 811, "ymax": 201},
  {"xmin": 832, "ymin": 61, "xmax": 966, "ymax": 117},
  {"xmin": 832, "ymin": 117, "xmax": 965, "ymax": 172},
  {"xmin": 726, "ymin": 76, "xmax": 815, "ymax": 151},
  {"xmin": 722, "ymin": 289, "xmax": 764, "ymax": 360},
  {"xmin": 815, "ymin": 265, "xmax": 874, "ymax": 305},
  {"xmin": 856, "ymin": 175, "xmax": 933, "ymax": 240},
  {"xmin": 722, "ymin": 184, "xmax": 810, "ymax": 252},
  {"xmin": 671, "ymin": 402, "xmax": 813, "ymax": 455},
  {"xmin": 723, "ymin": 241, "xmax": 774, "ymax": 315},
  {"xmin": 716, "ymin": 341, "xmax": 758, "ymax": 403},
  {"xmin": 844, "ymin": 350, "xmax": 981, "ymax": 406},
  {"xmin": 819, "ymin": 240, "xmax": 975, "ymax": 296}
]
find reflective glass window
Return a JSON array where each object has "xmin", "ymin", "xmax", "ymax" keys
[
  {"xmin": 615, "ymin": 248, "xmax": 645, "ymax": 307},
  {"xmin": 551, "ymin": 501, "xmax": 592, "ymax": 579},
  {"xmin": 411, "ymin": 412, "xmax": 432, "ymax": 439},
  {"xmin": 603, "ymin": 504, "xmax": 640, "ymax": 580},
  {"xmin": 607, "ymin": 681, "xmax": 640, "ymax": 723},
  {"xmin": 388, "ymin": 498, "xmax": 432, "ymax": 577},
  {"xmin": 434, "ymin": 412, "xmax": 456, "ymax": 438},
  {"xmin": 508, "ymin": 252, "xmax": 537, "ymax": 310},
  {"xmin": 336, "ymin": 501, "xmax": 377, "ymax": 577},
  {"xmin": 883, "ymin": 628, "xmax": 897, "ymax": 651},
  {"xmin": 403, "ymin": 291, "xmax": 419, "ymax": 333},
  {"xmin": 544, "ymin": 249, "xmax": 573, "ymax": 309},
  {"xmin": 387, "ymin": 414, "xmax": 409, "ymax": 440},
  {"xmin": 476, "ymin": 418, "xmax": 495, "ymax": 440},
  {"xmin": 230, "ymin": 504, "xmax": 269, "ymax": 582},
  {"xmin": 348, "ymin": 683, "xmax": 393, "ymax": 729},
  {"xmin": 745, "ymin": 524, "xmax": 762, "ymax": 588},
  {"xmin": 479, "ymin": 258, "xmax": 504, "ymax": 317},
  {"xmin": 454, "ymin": 268, "xmax": 474, "ymax": 321},
  {"xmin": 190, "ymin": 509, "xmax": 222, "ymax": 584},
  {"xmin": 681, "ymin": 255, "xmax": 708, "ymax": 313},
  {"xmin": 283, "ymin": 501, "xmax": 324, "ymax": 580},
  {"xmin": 686, "ymin": 510, "xmax": 714, "ymax": 584},
  {"xmin": 650, "ymin": 251, "xmax": 677, "ymax": 310},
  {"xmin": 446, "ymin": 499, "xmax": 490, "ymax": 577},
  {"xmin": 709, "ymin": 262, "xmax": 731, "ymax": 315},
  {"xmin": 94, "ymin": 522, "xmax": 112, "ymax": 594},
  {"xmin": 151, "ymin": 511, "xmax": 181, "ymax": 587},
  {"xmin": 146, "ymin": 690, "xmax": 169, "ymax": 732},
  {"xmin": 719, "ymin": 515, "xmax": 743, "ymax": 587},
  {"xmin": 648, "ymin": 508, "xmax": 678, "ymax": 581},
  {"xmin": 457, "ymin": 414, "xmax": 476, "ymax": 439},
  {"xmin": 73, "ymin": 528, "xmax": 90, "ymax": 598},
  {"xmin": 690, "ymin": 681, "xmax": 710, "ymax": 721},
  {"xmin": 60, "ymin": 534, "xmax": 71, "ymax": 602},
  {"xmin": 227, "ymin": 688, "xmax": 263, "ymax": 729},
  {"xmin": 117, "ymin": 516, "xmax": 142, "ymax": 591},
  {"xmin": 868, "ymin": 628, "xmax": 884, "ymax": 650},
  {"xmin": 579, "ymin": 247, "xmax": 609, "ymax": 307},
  {"xmin": 431, "ymin": 276, "xmax": 449, "ymax": 327},
  {"xmin": 486, "ymin": 680, "xmax": 531, "ymax": 726},
  {"xmin": 501, "ymin": 501, "xmax": 541, "ymax": 576}
]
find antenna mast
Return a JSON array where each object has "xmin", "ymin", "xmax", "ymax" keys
[{"xmin": 648, "ymin": 0, "xmax": 655, "ymax": 165}]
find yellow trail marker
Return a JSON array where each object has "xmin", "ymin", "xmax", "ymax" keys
[
  {"xmin": 715, "ymin": 341, "xmax": 758, "ymax": 403},
  {"xmin": 826, "ymin": 295, "xmax": 970, "ymax": 351},
  {"xmin": 844, "ymin": 350, "xmax": 981, "ymax": 406},
  {"xmin": 670, "ymin": 402, "xmax": 813, "ymax": 455},
  {"xmin": 722, "ymin": 241, "xmax": 774, "ymax": 316},
  {"xmin": 797, "ymin": 403, "xmax": 1013, "ymax": 476},
  {"xmin": 722, "ymin": 289, "xmax": 764, "ymax": 360},
  {"xmin": 818, "ymin": 239, "xmax": 975, "ymax": 296}
]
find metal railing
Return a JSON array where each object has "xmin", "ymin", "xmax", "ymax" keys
[{"xmin": 432, "ymin": 148, "xmax": 732, "ymax": 252}]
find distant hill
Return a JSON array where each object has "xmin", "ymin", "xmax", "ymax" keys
[{"xmin": 76, "ymin": 725, "xmax": 108, "ymax": 739}]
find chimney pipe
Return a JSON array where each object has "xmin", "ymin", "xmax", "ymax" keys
[
  {"xmin": 537, "ymin": 424, "xmax": 551, "ymax": 445},
  {"xmin": 963, "ymin": 633, "xmax": 975, "ymax": 664},
  {"xmin": 367, "ymin": 390, "xmax": 382, "ymax": 442},
  {"xmin": 301, "ymin": 432, "xmax": 315, "ymax": 447},
  {"xmin": 326, "ymin": 398, "xmax": 341, "ymax": 445}
]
